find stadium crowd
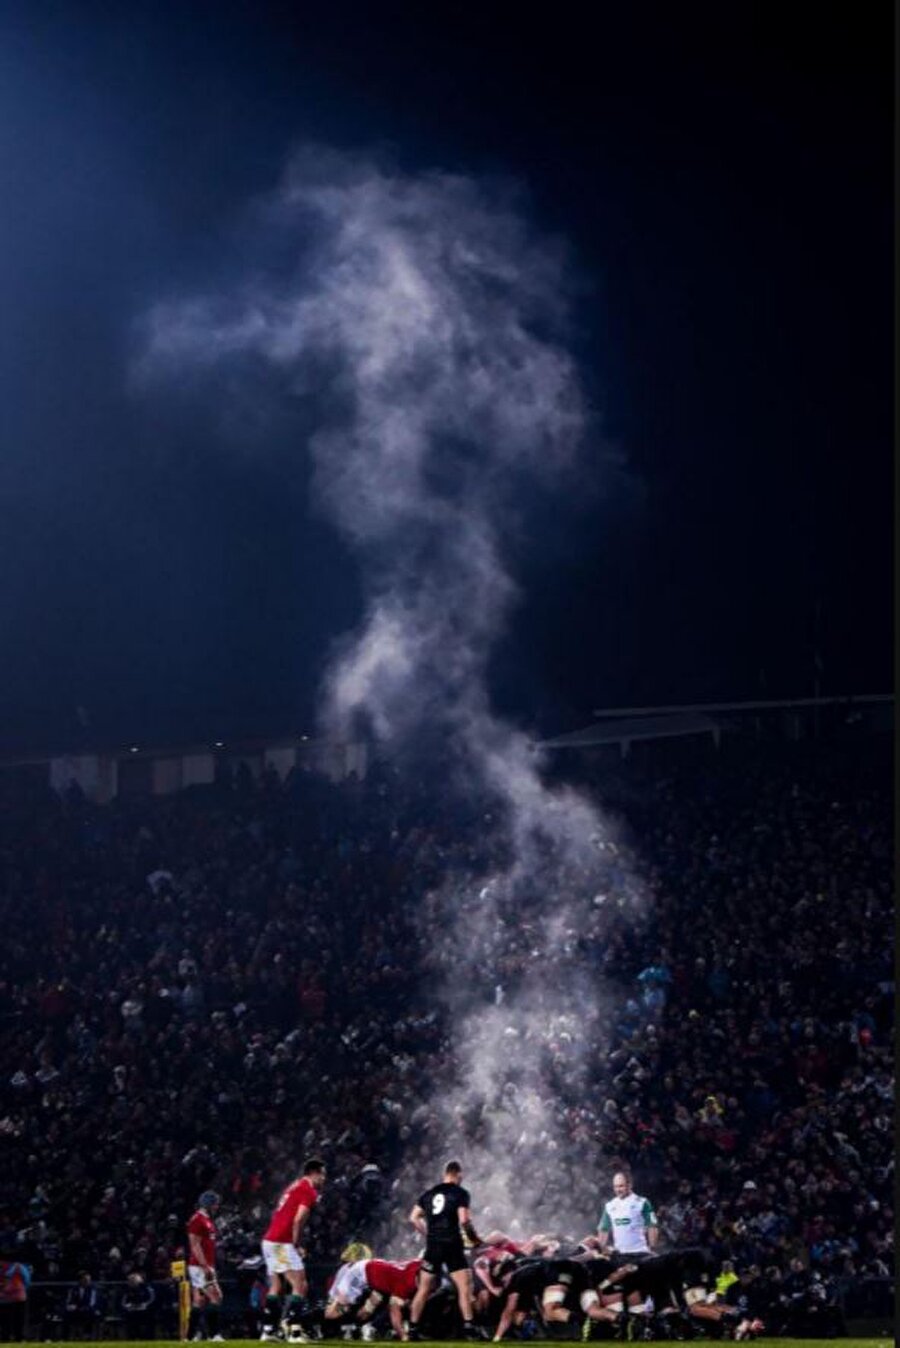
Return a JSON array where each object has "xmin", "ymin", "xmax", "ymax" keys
[{"xmin": 0, "ymin": 730, "xmax": 892, "ymax": 1337}]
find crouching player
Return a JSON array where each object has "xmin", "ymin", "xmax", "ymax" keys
[
  {"xmin": 472, "ymin": 1235, "xmax": 561, "ymax": 1327},
  {"xmin": 576, "ymin": 1256, "xmax": 643, "ymax": 1340},
  {"xmin": 492, "ymin": 1255, "xmax": 637, "ymax": 1342},
  {"xmin": 359, "ymin": 1259, "xmax": 424, "ymax": 1341},
  {"xmin": 323, "ymin": 1246, "xmax": 374, "ymax": 1333}
]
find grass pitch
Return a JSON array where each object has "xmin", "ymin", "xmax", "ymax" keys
[{"xmin": 45, "ymin": 1340, "xmax": 891, "ymax": 1347}]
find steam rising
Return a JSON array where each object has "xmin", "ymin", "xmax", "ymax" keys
[{"xmin": 141, "ymin": 147, "xmax": 642, "ymax": 1241}]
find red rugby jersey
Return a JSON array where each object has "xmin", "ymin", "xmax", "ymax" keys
[
  {"xmin": 364, "ymin": 1259, "xmax": 422, "ymax": 1301},
  {"xmin": 264, "ymin": 1178, "xmax": 319, "ymax": 1243},
  {"xmin": 187, "ymin": 1210, "xmax": 217, "ymax": 1269}
]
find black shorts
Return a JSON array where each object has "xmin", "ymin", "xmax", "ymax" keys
[
  {"xmin": 422, "ymin": 1237, "xmax": 468, "ymax": 1276},
  {"xmin": 543, "ymin": 1261, "xmax": 590, "ymax": 1308},
  {"xmin": 611, "ymin": 1250, "xmax": 654, "ymax": 1266}
]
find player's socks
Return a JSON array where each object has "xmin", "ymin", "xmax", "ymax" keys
[
  {"xmin": 206, "ymin": 1305, "xmax": 222, "ymax": 1338},
  {"xmin": 286, "ymin": 1294, "xmax": 309, "ymax": 1325},
  {"xmin": 188, "ymin": 1307, "xmax": 205, "ymax": 1340},
  {"xmin": 262, "ymin": 1294, "xmax": 283, "ymax": 1337},
  {"xmin": 286, "ymin": 1296, "xmax": 311, "ymax": 1342}
]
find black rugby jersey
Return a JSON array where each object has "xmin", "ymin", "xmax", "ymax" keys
[{"xmin": 417, "ymin": 1182, "xmax": 470, "ymax": 1239}]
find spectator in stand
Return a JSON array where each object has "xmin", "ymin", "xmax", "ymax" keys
[
  {"xmin": 64, "ymin": 1272, "xmax": 100, "ymax": 1340},
  {"xmin": 0, "ymin": 736, "xmax": 891, "ymax": 1332},
  {"xmin": 0, "ymin": 1249, "xmax": 30, "ymax": 1342},
  {"xmin": 120, "ymin": 1272, "xmax": 155, "ymax": 1339}
]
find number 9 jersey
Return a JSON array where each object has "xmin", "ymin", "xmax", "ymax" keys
[{"xmin": 417, "ymin": 1182, "xmax": 470, "ymax": 1238}]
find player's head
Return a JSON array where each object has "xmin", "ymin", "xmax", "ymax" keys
[
  {"xmin": 444, "ymin": 1160, "xmax": 463, "ymax": 1181},
  {"xmin": 612, "ymin": 1171, "xmax": 631, "ymax": 1198},
  {"xmin": 304, "ymin": 1157, "xmax": 327, "ymax": 1189},
  {"xmin": 341, "ymin": 1241, "xmax": 372, "ymax": 1264},
  {"xmin": 198, "ymin": 1190, "xmax": 220, "ymax": 1213}
]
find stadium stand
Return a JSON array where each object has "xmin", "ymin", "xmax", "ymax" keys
[{"xmin": 0, "ymin": 732, "xmax": 892, "ymax": 1336}]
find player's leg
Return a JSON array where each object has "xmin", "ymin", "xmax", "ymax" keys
[
  {"xmin": 541, "ymin": 1285, "xmax": 572, "ymax": 1326},
  {"xmin": 406, "ymin": 1265, "xmax": 436, "ymax": 1339},
  {"xmin": 261, "ymin": 1245, "xmax": 288, "ymax": 1340},
  {"xmin": 188, "ymin": 1284, "xmax": 207, "ymax": 1341},
  {"xmin": 579, "ymin": 1288, "xmax": 619, "ymax": 1339},
  {"xmin": 449, "ymin": 1265, "xmax": 478, "ymax": 1337},
  {"xmin": 204, "ymin": 1277, "xmax": 224, "ymax": 1341},
  {"xmin": 187, "ymin": 1265, "xmax": 216, "ymax": 1341},
  {"xmin": 284, "ymin": 1267, "xmax": 312, "ymax": 1343}
]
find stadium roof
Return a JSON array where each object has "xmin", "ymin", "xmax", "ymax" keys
[
  {"xmin": 536, "ymin": 711, "xmax": 721, "ymax": 750},
  {"xmin": 534, "ymin": 694, "xmax": 893, "ymax": 751}
]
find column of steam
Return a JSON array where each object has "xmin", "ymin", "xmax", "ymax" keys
[{"xmin": 139, "ymin": 148, "xmax": 634, "ymax": 1247}]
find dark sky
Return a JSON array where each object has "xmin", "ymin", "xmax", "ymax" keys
[{"xmin": 0, "ymin": 1, "xmax": 893, "ymax": 751}]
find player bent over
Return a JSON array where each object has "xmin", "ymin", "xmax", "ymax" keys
[
  {"xmin": 492, "ymin": 1257, "xmax": 634, "ymax": 1343},
  {"xmin": 261, "ymin": 1159, "xmax": 327, "ymax": 1342},
  {"xmin": 407, "ymin": 1161, "xmax": 482, "ymax": 1341},
  {"xmin": 360, "ymin": 1259, "xmax": 424, "ymax": 1342},
  {"xmin": 472, "ymin": 1235, "xmax": 559, "ymax": 1318},
  {"xmin": 321, "ymin": 1256, "xmax": 422, "ymax": 1341},
  {"xmin": 576, "ymin": 1256, "xmax": 642, "ymax": 1342},
  {"xmin": 322, "ymin": 1251, "xmax": 371, "ymax": 1334},
  {"xmin": 187, "ymin": 1191, "xmax": 224, "ymax": 1341}
]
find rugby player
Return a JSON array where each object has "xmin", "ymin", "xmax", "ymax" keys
[
  {"xmin": 407, "ymin": 1161, "xmax": 481, "ymax": 1341},
  {"xmin": 359, "ymin": 1258, "xmax": 424, "ymax": 1340},
  {"xmin": 492, "ymin": 1256, "xmax": 632, "ymax": 1343},
  {"xmin": 186, "ymin": 1191, "xmax": 223, "ymax": 1342},
  {"xmin": 471, "ymin": 1233, "xmax": 560, "ymax": 1324},
  {"xmin": 322, "ymin": 1244, "xmax": 373, "ymax": 1331},
  {"xmin": 260, "ymin": 1158, "xmax": 327, "ymax": 1343}
]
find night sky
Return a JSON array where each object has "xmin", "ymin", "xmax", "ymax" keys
[{"xmin": 1, "ymin": 2, "xmax": 893, "ymax": 752}]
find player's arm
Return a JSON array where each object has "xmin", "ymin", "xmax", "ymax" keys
[
  {"xmin": 600, "ymin": 1263, "xmax": 637, "ymax": 1291},
  {"xmin": 388, "ymin": 1297, "xmax": 406, "ymax": 1339},
  {"xmin": 292, "ymin": 1202, "xmax": 312, "ymax": 1251},
  {"xmin": 359, "ymin": 1291, "xmax": 383, "ymax": 1324},
  {"xmin": 643, "ymin": 1201, "xmax": 659, "ymax": 1249},
  {"xmin": 596, "ymin": 1209, "xmax": 612, "ymax": 1251},
  {"xmin": 409, "ymin": 1203, "xmax": 427, "ymax": 1238},
  {"xmin": 473, "ymin": 1255, "xmax": 501, "ymax": 1298},
  {"xmin": 492, "ymin": 1290, "xmax": 519, "ymax": 1342},
  {"xmin": 188, "ymin": 1233, "xmax": 212, "ymax": 1276},
  {"xmin": 458, "ymin": 1204, "xmax": 481, "ymax": 1248}
]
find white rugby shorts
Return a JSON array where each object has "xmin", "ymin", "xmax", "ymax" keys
[
  {"xmin": 262, "ymin": 1240, "xmax": 305, "ymax": 1275},
  {"xmin": 188, "ymin": 1265, "xmax": 217, "ymax": 1291}
]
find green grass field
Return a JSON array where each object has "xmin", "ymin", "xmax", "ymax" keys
[{"xmin": 41, "ymin": 1340, "xmax": 891, "ymax": 1347}]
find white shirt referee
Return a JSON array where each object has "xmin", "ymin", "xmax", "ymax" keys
[{"xmin": 597, "ymin": 1171, "xmax": 658, "ymax": 1256}]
